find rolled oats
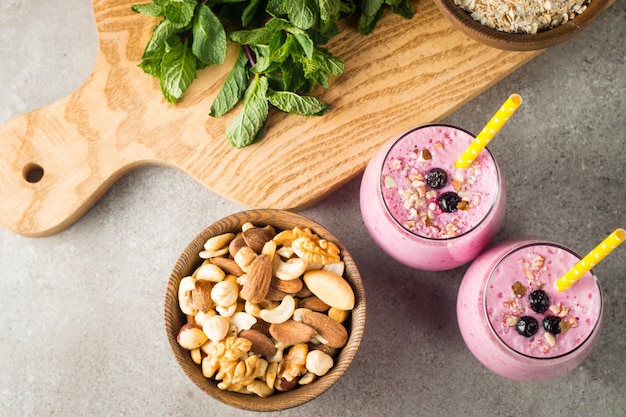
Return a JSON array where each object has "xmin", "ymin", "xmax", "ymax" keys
[{"xmin": 454, "ymin": 0, "xmax": 591, "ymax": 34}]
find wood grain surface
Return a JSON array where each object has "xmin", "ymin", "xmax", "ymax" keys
[{"xmin": 0, "ymin": 0, "xmax": 542, "ymax": 237}]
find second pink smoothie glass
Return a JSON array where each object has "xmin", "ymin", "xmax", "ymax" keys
[
  {"xmin": 457, "ymin": 240, "xmax": 603, "ymax": 381},
  {"xmin": 360, "ymin": 124, "xmax": 506, "ymax": 271}
]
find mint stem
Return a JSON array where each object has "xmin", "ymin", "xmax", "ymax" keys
[{"xmin": 243, "ymin": 45, "xmax": 256, "ymax": 66}]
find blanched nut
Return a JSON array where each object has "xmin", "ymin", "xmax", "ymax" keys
[
  {"xmin": 190, "ymin": 348, "xmax": 203, "ymax": 365},
  {"xmin": 229, "ymin": 311, "xmax": 257, "ymax": 334},
  {"xmin": 177, "ymin": 323, "xmax": 208, "ymax": 350},
  {"xmin": 211, "ymin": 280, "xmax": 239, "ymax": 307},
  {"xmin": 216, "ymin": 303, "xmax": 237, "ymax": 317},
  {"xmin": 194, "ymin": 263, "xmax": 226, "ymax": 282},
  {"xmin": 202, "ymin": 315, "xmax": 230, "ymax": 342},
  {"xmin": 234, "ymin": 246, "xmax": 258, "ymax": 273},
  {"xmin": 244, "ymin": 300, "xmax": 263, "ymax": 319},
  {"xmin": 260, "ymin": 295, "xmax": 295, "ymax": 324},
  {"xmin": 305, "ymin": 350, "xmax": 334, "ymax": 376},
  {"xmin": 272, "ymin": 255, "xmax": 308, "ymax": 281},
  {"xmin": 178, "ymin": 276, "xmax": 198, "ymax": 316}
]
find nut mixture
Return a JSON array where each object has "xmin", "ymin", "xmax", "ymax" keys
[
  {"xmin": 454, "ymin": 0, "xmax": 592, "ymax": 34},
  {"xmin": 176, "ymin": 222, "xmax": 356, "ymax": 397}
]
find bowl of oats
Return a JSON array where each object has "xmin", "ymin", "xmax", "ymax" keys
[
  {"xmin": 433, "ymin": 0, "xmax": 611, "ymax": 50},
  {"xmin": 164, "ymin": 209, "xmax": 366, "ymax": 411}
]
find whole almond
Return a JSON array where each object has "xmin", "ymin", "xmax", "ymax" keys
[
  {"xmin": 243, "ymin": 228, "xmax": 275, "ymax": 254},
  {"xmin": 270, "ymin": 276, "xmax": 303, "ymax": 294},
  {"xmin": 209, "ymin": 257, "xmax": 244, "ymax": 277},
  {"xmin": 269, "ymin": 320, "xmax": 316, "ymax": 345},
  {"xmin": 239, "ymin": 329, "xmax": 277, "ymax": 357},
  {"xmin": 265, "ymin": 286, "xmax": 292, "ymax": 302},
  {"xmin": 299, "ymin": 296, "xmax": 330, "ymax": 312},
  {"xmin": 191, "ymin": 280, "xmax": 214, "ymax": 313},
  {"xmin": 240, "ymin": 254, "xmax": 272, "ymax": 304},
  {"xmin": 302, "ymin": 311, "xmax": 348, "ymax": 348}
]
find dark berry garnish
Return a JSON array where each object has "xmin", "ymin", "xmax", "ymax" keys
[
  {"xmin": 515, "ymin": 316, "xmax": 539, "ymax": 337},
  {"xmin": 425, "ymin": 168, "xmax": 448, "ymax": 189},
  {"xmin": 438, "ymin": 192, "xmax": 461, "ymax": 213},
  {"xmin": 543, "ymin": 315, "xmax": 562, "ymax": 335},
  {"xmin": 528, "ymin": 289, "xmax": 550, "ymax": 313}
]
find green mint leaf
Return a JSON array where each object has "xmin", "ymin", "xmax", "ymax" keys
[
  {"xmin": 358, "ymin": 0, "xmax": 385, "ymax": 34},
  {"xmin": 288, "ymin": 0, "xmax": 317, "ymax": 30},
  {"xmin": 318, "ymin": 0, "xmax": 341, "ymax": 26},
  {"xmin": 230, "ymin": 27, "xmax": 274, "ymax": 45},
  {"xmin": 388, "ymin": 0, "xmax": 413, "ymax": 18},
  {"xmin": 143, "ymin": 19, "xmax": 178, "ymax": 56},
  {"xmin": 241, "ymin": 0, "xmax": 265, "ymax": 26},
  {"xmin": 281, "ymin": 58, "xmax": 307, "ymax": 91},
  {"xmin": 192, "ymin": 4, "xmax": 227, "ymax": 65},
  {"xmin": 131, "ymin": 3, "xmax": 164, "ymax": 16},
  {"xmin": 226, "ymin": 76, "xmax": 269, "ymax": 148},
  {"xmin": 299, "ymin": 47, "xmax": 343, "ymax": 88},
  {"xmin": 267, "ymin": 89, "xmax": 330, "ymax": 116},
  {"xmin": 164, "ymin": 0, "xmax": 198, "ymax": 29},
  {"xmin": 266, "ymin": 0, "xmax": 289, "ymax": 16},
  {"xmin": 160, "ymin": 41, "xmax": 197, "ymax": 103},
  {"xmin": 269, "ymin": 31, "xmax": 291, "ymax": 63},
  {"xmin": 210, "ymin": 47, "xmax": 250, "ymax": 117},
  {"xmin": 293, "ymin": 33, "xmax": 314, "ymax": 60}
]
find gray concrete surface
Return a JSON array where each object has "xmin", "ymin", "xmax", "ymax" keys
[{"xmin": 1, "ymin": 0, "xmax": 624, "ymax": 416}]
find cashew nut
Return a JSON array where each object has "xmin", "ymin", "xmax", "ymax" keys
[
  {"xmin": 260, "ymin": 295, "xmax": 295, "ymax": 324},
  {"xmin": 298, "ymin": 372, "xmax": 317, "ymax": 385},
  {"xmin": 247, "ymin": 379, "xmax": 275, "ymax": 397},
  {"xmin": 204, "ymin": 233, "xmax": 236, "ymax": 251},
  {"xmin": 202, "ymin": 315, "xmax": 230, "ymax": 342},
  {"xmin": 211, "ymin": 280, "xmax": 239, "ymax": 307},
  {"xmin": 272, "ymin": 256, "xmax": 308, "ymax": 281},
  {"xmin": 199, "ymin": 247, "xmax": 229, "ymax": 259},
  {"xmin": 292, "ymin": 308, "xmax": 313, "ymax": 322},
  {"xmin": 305, "ymin": 350, "xmax": 334, "ymax": 376},
  {"xmin": 194, "ymin": 263, "xmax": 225, "ymax": 282},
  {"xmin": 190, "ymin": 348, "xmax": 203, "ymax": 365},
  {"xmin": 234, "ymin": 246, "xmax": 258, "ymax": 273},
  {"xmin": 229, "ymin": 312, "xmax": 257, "ymax": 334},
  {"xmin": 244, "ymin": 300, "xmax": 263, "ymax": 319},
  {"xmin": 323, "ymin": 261, "xmax": 345, "ymax": 277},
  {"xmin": 178, "ymin": 276, "xmax": 198, "ymax": 315},
  {"xmin": 216, "ymin": 302, "xmax": 237, "ymax": 317}
]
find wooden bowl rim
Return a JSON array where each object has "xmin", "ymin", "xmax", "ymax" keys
[
  {"xmin": 432, "ymin": 0, "xmax": 610, "ymax": 51},
  {"xmin": 164, "ymin": 209, "xmax": 366, "ymax": 412}
]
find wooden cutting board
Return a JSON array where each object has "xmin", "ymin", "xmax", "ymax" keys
[{"xmin": 0, "ymin": 0, "xmax": 542, "ymax": 237}]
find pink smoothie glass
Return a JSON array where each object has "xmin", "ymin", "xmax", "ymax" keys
[
  {"xmin": 360, "ymin": 124, "xmax": 506, "ymax": 271},
  {"xmin": 457, "ymin": 240, "xmax": 603, "ymax": 381}
]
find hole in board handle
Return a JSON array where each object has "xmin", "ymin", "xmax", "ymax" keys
[{"xmin": 23, "ymin": 163, "xmax": 44, "ymax": 183}]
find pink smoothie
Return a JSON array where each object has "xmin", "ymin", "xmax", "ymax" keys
[
  {"xmin": 457, "ymin": 240, "xmax": 603, "ymax": 381},
  {"xmin": 360, "ymin": 124, "xmax": 505, "ymax": 270}
]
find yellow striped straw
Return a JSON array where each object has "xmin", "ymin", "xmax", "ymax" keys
[
  {"xmin": 554, "ymin": 228, "xmax": 626, "ymax": 292},
  {"xmin": 455, "ymin": 93, "xmax": 523, "ymax": 169}
]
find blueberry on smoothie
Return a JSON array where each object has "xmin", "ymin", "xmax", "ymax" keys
[
  {"xmin": 528, "ymin": 289, "xmax": 550, "ymax": 313},
  {"xmin": 515, "ymin": 316, "xmax": 539, "ymax": 337},
  {"xmin": 438, "ymin": 192, "xmax": 461, "ymax": 213},
  {"xmin": 425, "ymin": 168, "xmax": 448, "ymax": 189},
  {"xmin": 543, "ymin": 315, "xmax": 562, "ymax": 335}
]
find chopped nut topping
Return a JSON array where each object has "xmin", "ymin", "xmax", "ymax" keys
[{"xmin": 511, "ymin": 281, "xmax": 527, "ymax": 298}]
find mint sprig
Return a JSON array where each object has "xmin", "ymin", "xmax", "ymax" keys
[{"xmin": 132, "ymin": 0, "xmax": 412, "ymax": 147}]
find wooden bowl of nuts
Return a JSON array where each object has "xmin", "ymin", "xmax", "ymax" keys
[
  {"xmin": 164, "ymin": 209, "xmax": 366, "ymax": 411},
  {"xmin": 433, "ymin": 0, "xmax": 610, "ymax": 51}
]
